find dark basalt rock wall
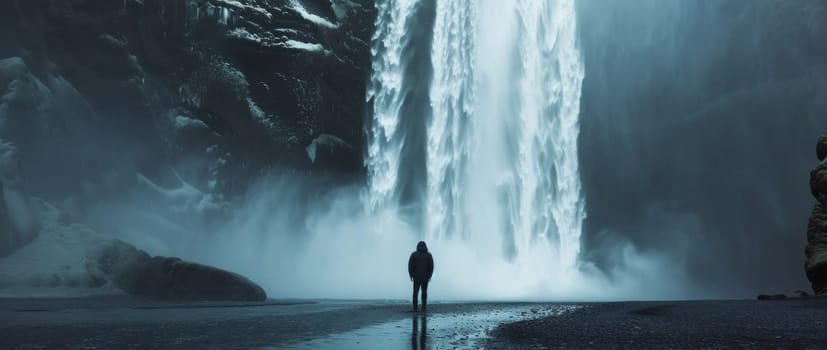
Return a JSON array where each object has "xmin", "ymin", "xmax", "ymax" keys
[
  {"xmin": 0, "ymin": 0, "xmax": 375, "ymax": 295},
  {"xmin": 0, "ymin": 0, "xmax": 374, "ymax": 203},
  {"xmin": 807, "ymin": 133, "xmax": 827, "ymax": 295},
  {"xmin": 0, "ymin": 0, "xmax": 376, "ymax": 255}
]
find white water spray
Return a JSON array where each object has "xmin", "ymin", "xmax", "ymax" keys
[
  {"xmin": 426, "ymin": 0, "xmax": 477, "ymax": 241},
  {"xmin": 104, "ymin": 0, "xmax": 689, "ymax": 301},
  {"xmin": 365, "ymin": 0, "xmax": 419, "ymax": 210},
  {"xmin": 368, "ymin": 0, "xmax": 587, "ymax": 296},
  {"xmin": 0, "ymin": 0, "xmax": 702, "ymax": 301}
]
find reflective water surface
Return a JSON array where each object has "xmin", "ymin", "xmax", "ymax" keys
[{"xmin": 289, "ymin": 304, "xmax": 579, "ymax": 349}]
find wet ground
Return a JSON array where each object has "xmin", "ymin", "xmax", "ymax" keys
[
  {"xmin": 0, "ymin": 296, "xmax": 575, "ymax": 349},
  {"xmin": 290, "ymin": 304, "xmax": 578, "ymax": 349},
  {"xmin": 487, "ymin": 298, "xmax": 827, "ymax": 349},
  {"xmin": 2, "ymin": 297, "xmax": 825, "ymax": 349}
]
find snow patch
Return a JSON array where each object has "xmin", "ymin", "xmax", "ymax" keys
[
  {"xmin": 279, "ymin": 40, "xmax": 327, "ymax": 53},
  {"xmin": 226, "ymin": 27, "xmax": 262, "ymax": 43},
  {"xmin": 99, "ymin": 34, "xmax": 126, "ymax": 49},
  {"xmin": 306, "ymin": 134, "xmax": 352, "ymax": 163},
  {"xmin": 247, "ymin": 97, "xmax": 276, "ymax": 129},
  {"xmin": 0, "ymin": 199, "xmax": 120, "ymax": 298},
  {"xmin": 173, "ymin": 115, "xmax": 208, "ymax": 131},
  {"xmin": 214, "ymin": 0, "xmax": 272, "ymax": 19},
  {"xmin": 274, "ymin": 28, "xmax": 300, "ymax": 35},
  {"xmin": 289, "ymin": 0, "xmax": 338, "ymax": 29}
]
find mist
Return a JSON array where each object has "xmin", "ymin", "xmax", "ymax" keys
[
  {"xmin": 79, "ymin": 0, "xmax": 707, "ymax": 301},
  {"xmin": 577, "ymin": 0, "xmax": 826, "ymax": 296},
  {"xmin": 78, "ymin": 169, "xmax": 698, "ymax": 301},
  {"xmin": 1, "ymin": 0, "xmax": 823, "ymax": 301}
]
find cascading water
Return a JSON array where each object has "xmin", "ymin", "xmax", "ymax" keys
[
  {"xmin": 368, "ymin": 0, "xmax": 585, "ymax": 296},
  {"xmin": 365, "ymin": 0, "xmax": 419, "ymax": 210},
  {"xmin": 426, "ymin": 0, "xmax": 477, "ymax": 241},
  {"xmin": 508, "ymin": 0, "xmax": 585, "ymax": 271}
]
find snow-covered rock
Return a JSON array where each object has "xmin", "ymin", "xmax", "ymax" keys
[
  {"xmin": 1, "ymin": 0, "xmax": 374, "ymax": 205},
  {"xmin": 0, "ymin": 0, "xmax": 374, "ymax": 296},
  {"xmin": 306, "ymin": 134, "xmax": 352, "ymax": 163},
  {"xmin": 0, "ymin": 0, "xmax": 374, "ymax": 263},
  {"xmin": 0, "ymin": 199, "xmax": 111, "ymax": 297},
  {"xmin": 0, "ymin": 199, "xmax": 266, "ymax": 301}
]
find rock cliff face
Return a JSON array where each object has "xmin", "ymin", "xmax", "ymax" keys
[
  {"xmin": 806, "ymin": 133, "xmax": 827, "ymax": 295},
  {"xmin": 0, "ymin": 0, "xmax": 375, "ymax": 297},
  {"xmin": 0, "ymin": 0, "xmax": 375, "ymax": 255},
  {"xmin": 0, "ymin": 0, "xmax": 374, "ymax": 217}
]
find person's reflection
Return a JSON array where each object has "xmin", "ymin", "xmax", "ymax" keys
[{"xmin": 411, "ymin": 314, "xmax": 427, "ymax": 349}]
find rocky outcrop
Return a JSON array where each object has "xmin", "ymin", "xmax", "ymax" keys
[
  {"xmin": 806, "ymin": 133, "xmax": 827, "ymax": 295},
  {"xmin": 0, "ymin": 0, "xmax": 374, "ymax": 209},
  {"xmin": 0, "ymin": 0, "xmax": 366, "ymax": 298},
  {"xmin": 0, "ymin": 0, "xmax": 375, "ymax": 259},
  {"xmin": 96, "ymin": 240, "xmax": 266, "ymax": 301},
  {"xmin": 0, "ymin": 199, "xmax": 266, "ymax": 301}
]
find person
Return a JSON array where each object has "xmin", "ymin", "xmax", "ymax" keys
[{"xmin": 408, "ymin": 241, "xmax": 434, "ymax": 311}]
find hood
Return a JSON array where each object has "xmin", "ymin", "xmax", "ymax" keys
[{"xmin": 416, "ymin": 241, "xmax": 428, "ymax": 253}]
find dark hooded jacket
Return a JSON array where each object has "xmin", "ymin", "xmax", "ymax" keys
[{"xmin": 408, "ymin": 241, "xmax": 434, "ymax": 282}]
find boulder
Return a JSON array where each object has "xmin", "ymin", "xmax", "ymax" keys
[
  {"xmin": 756, "ymin": 294, "xmax": 787, "ymax": 300},
  {"xmin": 818, "ymin": 133, "xmax": 827, "ymax": 161},
  {"xmin": 96, "ymin": 240, "xmax": 266, "ymax": 301}
]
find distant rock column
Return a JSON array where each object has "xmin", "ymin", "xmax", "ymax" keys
[{"xmin": 806, "ymin": 133, "xmax": 827, "ymax": 295}]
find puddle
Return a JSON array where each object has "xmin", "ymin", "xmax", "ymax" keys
[{"xmin": 278, "ymin": 304, "xmax": 579, "ymax": 349}]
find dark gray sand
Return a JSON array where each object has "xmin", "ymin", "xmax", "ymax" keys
[
  {"xmin": 487, "ymin": 298, "xmax": 827, "ymax": 349},
  {"xmin": 0, "ymin": 297, "xmax": 568, "ymax": 349},
  {"xmin": 1, "ymin": 297, "xmax": 825, "ymax": 349}
]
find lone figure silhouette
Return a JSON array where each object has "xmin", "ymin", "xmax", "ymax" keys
[{"xmin": 408, "ymin": 241, "xmax": 434, "ymax": 311}]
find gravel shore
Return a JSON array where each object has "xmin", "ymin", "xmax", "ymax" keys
[
  {"xmin": 4, "ymin": 297, "xmax": 825, "ymax": 349},
  {"xmin": 486, "ymin": 298, "xmax": 827, "ymax": 349}
]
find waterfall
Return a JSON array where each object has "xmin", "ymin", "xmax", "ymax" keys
[
  {"xmin": 368, "ymin": 0, "xmax": 585, "ymax": 281},
  {"xmin": 365, "ymin": 0, "xmax": 419, "ymax": 210},
  {"xmin": 507, "ymin": 0, "xmax": 585, "ymax": 269},
  {"xmin": 426, "ymin": 0, "xmax": 476, "ymax": 240}
]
